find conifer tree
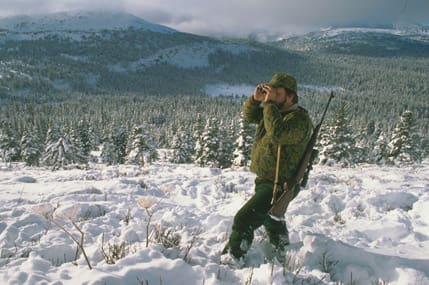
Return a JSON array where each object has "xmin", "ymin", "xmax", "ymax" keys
[
  {"xmin": 101, "ymin": 132, "xmax": 117, "ymax": 165},
  {"xmin": 42, "ymin": 127, "xmax": 88, "ymax": 170},
  {"xmin": 387, "ymin": 110, "xmax": 422, "ymax": 165},
  {"xmin": 20, "ymin": 130, "xmax": 42, "ymax": 167},
  {"xmin": 67, "ymin": 128, "xmax": 89, "ymax": 164},
  {"xmin": 77, "ymin": 119, "xmax": 92, "ymax": 156},
  {"xmin": 232, "ymin": 114, "xmax": 254, "ymax": 168},
  {"xmin": 126, "ymin": 125, "xmax": 154, "ymax": 166},
  {"xmin": 114, "ymin": 127, "xmax": 128, "ymax": 164},
  {"xmin": 218, "ymin": 120, "xmax": 234, "ymax": 169},
  {"xmin": 373, "ymin": 129, "xmax": 389, "ymax": 165},
  {"xmin": 170, "ymin": 126, "xmax": 194, "ymax": 164},
  {"xmin": 195, "ymin": 118, "xmax": 220, "ymax": 168},
  {"xmin": 0, "ymin": 122, "xmax": 21, "ymax": 164},
  {"xmin": 193, "ymin": 113, "xmax": 205, "ymax": 163},
  {"xmin": 318, "ymin": 103, "xmax": 360, "ymax": 167}
]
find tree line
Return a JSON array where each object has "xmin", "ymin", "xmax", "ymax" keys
[{"xmin": 0, "ymin": 93, "xmax": 427, "ymax": 170}]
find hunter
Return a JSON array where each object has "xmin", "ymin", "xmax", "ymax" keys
[{"xmin": 222, "ymin": 72, "xmax": 313, "ymax": 264}]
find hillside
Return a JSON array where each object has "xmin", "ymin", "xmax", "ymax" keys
[
  {"xmin": 274, "ymin": 25, "xmax": 429, "ymax": 56},
  {"xmin": 0, "ymin": 12, "xmax": 428, "ymax": 103},
  {"xmin": 0, "ymin": 11, "xmax": 302, "ymax": 99}
]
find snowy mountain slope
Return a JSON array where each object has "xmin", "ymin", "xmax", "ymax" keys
[
  {"xmin": 0, "ymin": 161, "xmax": 428, "ymax": 284},
  {"xmin": 0, "ymin": 12, "xmax": 428, "ymax": 101},
  {"xmin": 0, "ymin": 11, "xmax": 288, "ymax": 97},
  {"xmin": 128, "ymin": 41, "xmax": 258, "ymax": 70},
  {"xmin": 0, "ymin": 11, "xmax": 176, "ymax": 33},
  {"xmin": 275, "ymin": 25, "xmax": 429, "ymax": 56}
]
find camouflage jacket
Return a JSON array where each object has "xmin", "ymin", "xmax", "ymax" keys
[{"xmin": 243, "ymin": 96, "xmax": 313, "ymax": 184}]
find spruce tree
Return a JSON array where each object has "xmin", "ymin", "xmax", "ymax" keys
[
  {"xmin": 126, "ymin": 125, "xmax": 153, "ymax": 166},
  {"xmin": 77, "ymin": 119, "xmax": 92, "ymax": 156},
  {"xmin": 170, "ymin": 126, "xmax": 194, "ymax": 164},
  {"xmin": 114, "ymin": 127, "xmax": 128, "ymax": 164},
  {"xmin": 20, "ymin": 130, "xmax": 42, "ymax": 167},
  {"xmin": 387, "ymin": 110, "xmax": 422, "ymax": 165},
  {"xmin": 218, "ymin": 120, "xmax": 234, "ymax": 169},
  {"xmin": 101, "ymin": 132, "xmax": 117, "ymax": 165},
  {"xmin": 232, "ymin": 114, "xmax": 254, "ymax": 167},
  {"xmin": 192, "ymin": 113, "xmax": 205, "ymax": 163},
  {"xmin": 373, "ymin": 129, "xmax": 389, "ymax": 165},
  {"xmin": 195, "ymin": 118, "xmax": 220, "ymax": 168},
  {"xmin": 0, "ymin": 122, "xmax": 21, "ymax": 164},
  {"xmin": 42, "ymin": 127, "xmax": 88, "ymax": 170},
  {"xmin": 318, "ymin": 103, "xmax": 360, "ymax": 167}
]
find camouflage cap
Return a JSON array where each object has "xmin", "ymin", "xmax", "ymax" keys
[{"xmin": 268, "ymin": 73, "xmax": 297, "ymax": 94}]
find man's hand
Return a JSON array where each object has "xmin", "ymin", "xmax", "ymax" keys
[
  {"xmin": 263, "ymin": 85, "xmax": 277, "ymax": 103},
  {"xmin": 253, "ymin": 84, "xmax": 266, "ymax": 101},
  {"xmin": 253, "ymin": 84, "xmax": 277, "ymax": 102}
]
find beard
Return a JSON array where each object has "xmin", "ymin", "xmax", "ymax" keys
[{"xmin": 276, "ymin": 98, "xmax": 287, "ymax": 108}]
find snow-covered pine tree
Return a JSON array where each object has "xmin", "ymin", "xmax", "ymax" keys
[
  {"xmin": 318, "ymin": 103, "xmax": 360, "ymax": 167},
  {"xmin": 170, "ymin": 126, "xmax": 194, "ymax": 164},
  {"xmin": 387, "ymin": 110, "xmax": 422, "ymax": 165},
  {"xmin": 217, "ymin": 120, "xmax": 234, "ymax": 169},
  {"xmin": 192, "ymin": 113, "xmax": 205, "ymax": 163},
  {"xmin": 101, "ymin": 131, "xmax": 117, "ymax": 165},
  {"xmin": 67, "ymin": 128, "xmax": 89, "ymax": 165},
  {"xmin": 77, "ymin": 119, "xmax": 92, "ymax": 156},
  {"xmin": 0, "ymin": 121, "xmax": 21, "ymax": 165},
  {"xmin": 20, "ymin": 130, "xmax": 42, "ymax": 167},
  {"xmin": 42, "ymin": 127, "xmax": 88, "ymax": 170},
  {"xmin": 195, "ymin": 118, "xmax": 220, "ymax": 168},
  {"xmin": 355, "ymin": 120, "xmax": 377, "ymax": 163},
  {"xmin": 101, "ymin": 124, "xmax": 126, "ymax": 165},
  {"xmin": 126, "ymin": 124, "xmax": 154, "ymax": 166},
  {"xmin": 232, "ymin": 114, "xmax": 254, "ymax": 168},
  {"xmin": 373, "ymin": 128, "xmax": 389, "ymax": 165},
  {"xmin": 114, "ymin": 126, "xmax": 128, "ymax": 165}
]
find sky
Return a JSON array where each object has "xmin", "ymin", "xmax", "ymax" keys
[{"xmin": 0, "ymin": 0, "xmax": 428, "ymax": 38}]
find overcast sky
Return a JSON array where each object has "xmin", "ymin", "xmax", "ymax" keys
[{"xmin": 0, "ymin": 0, "xmax": 428, "ymax": 38}]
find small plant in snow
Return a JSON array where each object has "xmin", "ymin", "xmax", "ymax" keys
[
  {"xmin": 182, "ymin": 228, "xmax": 203, "ymax": 263},
  {"xmin": 33, "ymin": 204, "xmax": 93, "ymax": 270},
  {"xmin": 137, "ymin": 196, "xmax": 160, "ymax": 248},
  {"xmin": 122, "ymin": 208, "xmax": 132, "ymax": 226},
  {"xmin": 153, "ymin": 224, "xmax": 181, "ymax": 249},
  {"xmin": 100, "ymin": 234, "xmax": 127, "ymax": 265}
]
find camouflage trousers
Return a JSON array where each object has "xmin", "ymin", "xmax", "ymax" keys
[{"xmin": 223, "ymin": 179, "xmax": 290, "ymax": 259}]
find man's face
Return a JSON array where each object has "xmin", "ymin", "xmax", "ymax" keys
[{"xmin": 271, "ymin": 87, "xmax": 287, "ymax": 106}]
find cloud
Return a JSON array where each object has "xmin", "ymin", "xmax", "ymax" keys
[{"xmin": 0, "ymin": 0, "xmax": 428, "ymax": 37}]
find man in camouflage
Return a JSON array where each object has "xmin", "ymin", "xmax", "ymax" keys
[{"xmin": 222, "ymin": 73, "xmax": 313, "ymax": 262}]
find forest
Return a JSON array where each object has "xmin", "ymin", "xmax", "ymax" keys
[{"xmin": 1, "ymin": 89, "xmax": 427, "ymax": 170}]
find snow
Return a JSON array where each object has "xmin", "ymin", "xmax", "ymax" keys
[
  {"xmin": 131, "ymin": 42, "xmax": 257, "ymax": 70},
  {"xmin": 0, "ymin": 160, "xmax": 428, "ymax": 284},
  {"xmin": 204, "ymin": 83, "xmax": 254, "ymax": 97},
  {"xmin": 0, "ymin": 11, "xmax": 176, "ymax": 34}
]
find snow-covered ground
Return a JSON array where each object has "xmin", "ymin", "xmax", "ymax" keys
[{"xmin": 0, "ymin": 160, "xmax": 428, "ymax": 285}]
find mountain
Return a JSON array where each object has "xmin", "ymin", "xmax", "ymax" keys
[
  {"xmin": 0, "ymin": 11, "xmax": 302, "ymax": 100},
  {"xmin": 274, "ymin": 25, "xmax": 429, "ymax": 57},
  {"xmin": 0, "ymin": 12, "xmax": 428, "ymax": 102},
  {"xmin": 0, "ymin": 11, "xmax": 176, "ymax": 33}
]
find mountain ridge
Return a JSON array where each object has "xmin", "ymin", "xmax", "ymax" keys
[
  {"xmin": 0, "ymin": 11, "xmax": 428, "ymax": 102},
  {"xmin": 0, "ymin": 11, "xmax": 177, "ymax": 33}
]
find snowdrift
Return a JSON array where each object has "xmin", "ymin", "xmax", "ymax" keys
[{"xmin": 0, "ymin": 161, "xmax": 428, "ymax": 284}]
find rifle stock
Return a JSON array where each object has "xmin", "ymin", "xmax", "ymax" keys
[{"xmin": 269, "ymin": 91, "xmax": 334, "ymax": 221}]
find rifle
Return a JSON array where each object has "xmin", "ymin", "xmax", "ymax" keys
[{"xmin": 269, "ymin": 91, "xmax": 334, "ymax": 221}]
